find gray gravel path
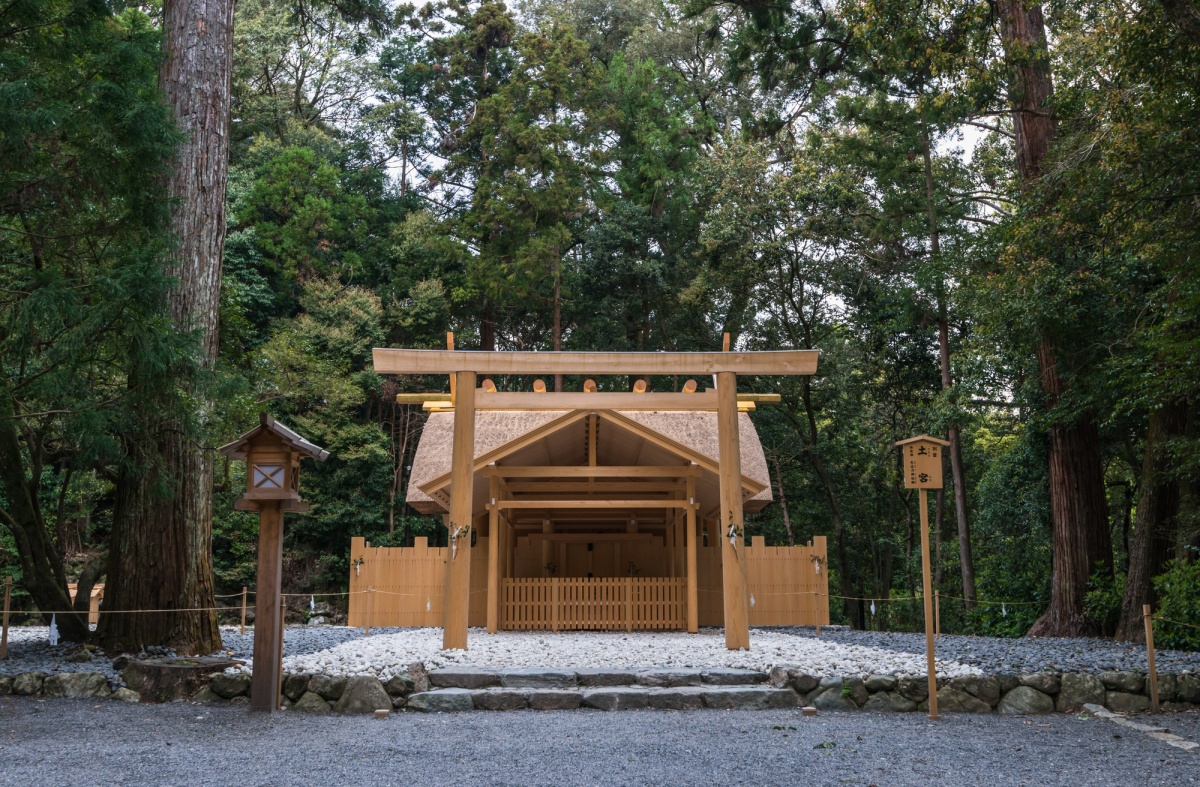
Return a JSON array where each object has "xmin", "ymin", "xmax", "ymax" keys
[
  {"xmin": 0, "ymin": 698, "xmax": 1195, "ymax": 786},
  {"xmin": 774, "ymin": 627, "xmax": 1200, "ymax": 674}
]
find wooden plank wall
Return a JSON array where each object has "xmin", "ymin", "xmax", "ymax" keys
[
  {"xmin": 348, "ymin": 536, "xmax": 486, "ymax": 628},
  {"xmin": 348, "ymin": 534, "xmax": 828, "ymax": 629}
]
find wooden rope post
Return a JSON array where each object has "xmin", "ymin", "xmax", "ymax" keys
[
  {"xmin": 1144, "ymin": 604, "xmax": 1159, "ymax": 713},
  {"xmin": 278, "ymin": 596, "xmax": 286, "ymax": 710},
  {"xmin": 1, "ymin": 576, "xmax": 11, "ymax": 659},
  {"xmin": 935, "ymin": 590, "xmax": 941, "ymax": 640},
  {"xmin": 919, "ymin": 488, "xmax": 940, "ymax": 720},
  {"xmin": 240, "ymin": 586, "xmax": 248, "ymax": 636}
]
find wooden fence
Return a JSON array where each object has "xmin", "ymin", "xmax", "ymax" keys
[
  {"xmin": 348, "ymin": 533, "xmax": 828, "ymax": 630},
  {"xmin": 502, "ymin": 577, "xmax": 685, "ymax": 631}
]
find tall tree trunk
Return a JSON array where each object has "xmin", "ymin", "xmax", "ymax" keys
[
  {"xmin": 922, "ymin": 118, "xmax": 977, "ymax": 607},
  {"xmin": 553, "ymin": 246, "xmax": 563, "ymax": 392},
  {"xmin": 773, "ymin": 458, "xmax": 796, "ymax": 547},
  {"xmin": 100, "ymin": 0, "xmax": 231, "ymax": 655},
  {"xmin": 1116, "ymin": 402, "xmax": 1186, "ymax": 641},
  {"xmin": 997, "ymin": 1, "xmax": 1112, "ymax": 638}
]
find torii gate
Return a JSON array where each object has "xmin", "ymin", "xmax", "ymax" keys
[{"xmin": 372, "ymin": 346, "xmax": 819, "ymax": 651}]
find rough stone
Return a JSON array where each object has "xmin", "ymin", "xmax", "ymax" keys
[
  {"xmin": 0, "ymin": 676, "xmax": 12, "ymax": 696},
  {"xmin": 844, "ymin": 677, "xmax": 869, "ymax": 707},
  {"xmin": 306, "ymin": 616, "xmax": 328, "ymax": 626},
  {"xmin": 934, "ymin": 686, "xmax": 992, "ymax": 714},
  {"xmin": 111, "ymin": 687, "xmax": 140, "ymax": 703},
  {"xmin": 1057, "ymin": 674, "xmax": 1105, "ymax": 712},
  {"xmin": 1179, "ymin": 674, "xmax": 1200, "ymax": 704},
  {"xmin": 471, "ymin": 689, "xmax": 528, "ymax": 711},
  {"xmin": 635, "ymin": 669, "xmax": 702, "ymax": 688},
  {"xmin": 123, "ymin": 658, "xmax": 242, "ymax": 704},
  {"xmin": 391, "ymin": 695, "xmax": 407, "ymax": 710},
  {"xmin": 43, "ymin": 672, "xmax": 109, "ymax": 699},
  {"xmin": 864, "ymin": 675, "xmax": 897, "ymax": 693},
  {"xmin": 13, "ymin": 672, "xmax": 46, "ymax": 696},
  {"xmin": 648, "ymin": 688, "xmax": 706, "ymax": 710},
  {"xmin": 292, "ymin": 691, "xmax": 332, "ymax": 713},
  {"xmin": 998, "ymin": 686, "xmax": 1054, "ymax": 715},
  {"xmin": 810, "ymin": 687, "xmax": 858, "ymax": 711},
  {"xmin": 702, "ymin": 686, "xmax": 797, "ymax": 710},
  {"xmin": 701, "ymin": 668, "xmax": 767, "ymax": 686},
  {"xmin": 896, "ymin": 676, "xmax": 928, "ymax": 703},
  {"xmin": 209, "ymin": 672, "xmax": 251, "ymax": 699},
  {"xmin": 862, "ymin": 691, "xmax": 917, "ymax": 712},
  {"xmin": 575, "ymin": 668, "xmax": 637, "ymax": 687},
  {"xmin": 1099, "ymin": 671, "xmax": 1145, "ymax": 695},
  {"xmin": 335, "ymin": 676, "xmax": 392, "ymax": 714},
  {"xmin": 430, "ymin": 667, "xmax": 501, "ymax": 690},
  {"xmin": 65, "ymin": 648, "xmax": 96, "ymax": 664},
  {"xmin": 309, "ymin": 674, "xmax": 348, "ymax": 701},
  {"xmin": 767, "ymin": 666, "xmax": 791, "ymax": 689},
  {"xmin": 1018, "ymin": 673, "xmax": 1060, "ymax": 695},
  {"xmin": 996, "ymin": 674, "xmax": 1020, "ymax": 694},
  {"xmin": 1105, "ymin": 691, "xmax": 1150, "ymax": 713},
  {"xmin": 111, "ymin": 655, "xmax": 131, "ymax": 672},
  {"xmin": 407, "ymin": 688, "xmax": 475, "ymax": 713},
  {"xmin": 952, "ymin": 676, "xmax": 1000, "ymax": 707},
  {"xmin": 527, "ymin": 690, "xmax": 582, "ymax": 710},
  {"xmin": 1158, "ymin": 674, "xmax": 1177, "ymax": 701},
  {"xmin": 789, "ymin": 671, "xmax": 820, "ymax": 694},
  {"xmin": 283, "ymin": 673, "xmax": 311, "ymax": 702},
  {"xmin": 501, "ymin": 668, "xmax": 575, "ymax": 689},
  {"xmin": 384, "ymin": 674, "xmax": 414, "ymax": 697},
  {"xmin": 191, "ymin": 686, "xmax": 222, "ymax": 703},
  {"xmin": 408, "ymin": 662, "xmax": 430, "ymax": 694},
  {"xmin": 582, "ymin": 687, "xmax": 649, "ymax": 711}
]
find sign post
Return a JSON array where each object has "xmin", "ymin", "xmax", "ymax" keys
[
  {"xmin": 895, "ymin": 434, "xmax": 950, "ymax": 721},
  {"xmin": 219, "ymin": 414, "xmax": 328, "ymax": 712}
]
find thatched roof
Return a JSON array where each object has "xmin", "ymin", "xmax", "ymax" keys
[{"xmin": 406, "ymin": 409, "xmax": 772, "ymax": 517}]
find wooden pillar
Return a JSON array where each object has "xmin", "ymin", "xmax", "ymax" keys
[
  {"xmin": 251, "ymin": 501, "xmax": 284, "ymax": 712},
  {"xmin": 685, "ymin": 473, "xmax": 698, "ymax": 633},
  {"xmin": 716, "ymin": 371, "xmax": 750, "ymax": 650},
  {"xmin": 443, "ymin": 370, "xmax": 476, "ymax": 651},
  {"xmin": 486, "ymin": 477, "xmax": 500, "ymax": 633},
  {"xmin": 919, "ymin": 488, "xmax": 940, "ymax": 720}
]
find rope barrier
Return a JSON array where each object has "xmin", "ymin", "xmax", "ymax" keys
[{"xmin": 1153, "ymin": 615, "xmax": 1200, "ymax": 631}]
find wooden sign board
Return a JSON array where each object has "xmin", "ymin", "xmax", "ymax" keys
[{"xmin": 894, "ymin": 436, "xmax": 949, "ymax": 490}]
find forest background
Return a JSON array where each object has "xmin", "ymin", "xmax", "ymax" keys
[{"xmin": 2, "ymin": 0, "xmax": 1198, "ymax": 651}]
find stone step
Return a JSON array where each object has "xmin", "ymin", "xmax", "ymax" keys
[
  {"xmin": 406, "ymin": 684, "xmax": 798, "ymax": 712},
  {"xmin": 426, "ymin": 666, "xmax": 768, "ymax": 691}
]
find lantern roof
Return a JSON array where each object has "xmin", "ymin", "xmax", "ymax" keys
[
  {"xmin": 218, "ymin": 413, "xmax": 330, "ymax": 461},
  {"xmin": 893, "ymin": 434, "xmax": 950, "ymax": 447}
]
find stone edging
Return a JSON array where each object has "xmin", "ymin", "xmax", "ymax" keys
[{"xmin": 3, "ymin": 666, "xmax": 1198, "ymax": 715}]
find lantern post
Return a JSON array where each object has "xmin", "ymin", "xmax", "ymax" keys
[
  {"xmin": 894, "ymin": 434, "xmax": 950, "ymax": 721},
  {"xmin": 219, "ymin": 414, "xmax": 329, "ymax": 712}
]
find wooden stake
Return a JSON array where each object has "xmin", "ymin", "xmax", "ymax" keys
[
  {"xmin": 443, "ymin": 370, "xmax": 477, "ymax": 650},
  {"xmin": 1144, "ymin": 603, "xmax": 1160, "ymax": 713},
  {"xmin": 716, "ymin": 371, "xmax": 750, "ymax": 650},
  {"xmin": 278, "ymin": 596, "xmax": 286, "ymax": 710},
  {"xmin": 919, "ymin": 489, "xmax": 940, "ymax": 720},
  {"xmin": 935, "ymin": 590, "xmax": 941, "ymax": 640},
  {"xmin": 1, "ymin": 576, "xmax": 11, "ymax": 659},
  {"xmin": 250, "ymin": 501, "xmax": 284, "ymax": 713},
  {"xmin": 240, "ymin": 586, "xmax": 247, "ymax": 636},
  {"xmin": 486, "ymin": 476, "xmax": 500, "ymax": 634}
]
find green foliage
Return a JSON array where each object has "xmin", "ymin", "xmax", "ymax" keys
[
  {"xmin": 1084, "ymin": 571, "xmax": 1126, "ymax": 636},
  {"xmin": 1153, "ymin": 559, "xmax": 1200, "ymax": 652}
]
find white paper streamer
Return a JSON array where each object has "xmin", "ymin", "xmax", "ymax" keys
[
  {"xmin": 870, "ymin": 600, "xmax": 876, "ymax": 615},
  {"xmin": 48, "ymin": 614, "xmax": 59, "ymax": 647},
  {"xmin": 426, "ymin": 597, "xmax": 431, "ymax": 612},
  {"xmin": 750, "ymin": 594, "xmax": 756, "ymax": 608},
  {"xmin": 1001, "ymin": 603, "xmax": 1007, "ymax": 617}
]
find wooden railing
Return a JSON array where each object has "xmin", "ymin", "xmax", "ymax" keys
[{"xmin": 501, "ymin": 577, "xmax": 686, "ymax": 631}]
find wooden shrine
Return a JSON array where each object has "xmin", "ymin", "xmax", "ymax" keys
[{"xmin": 364, "ymin": 344, "xmax": 826, "ymax": 651}]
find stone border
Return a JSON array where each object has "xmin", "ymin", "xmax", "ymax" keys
[{"xmin": 3, "ymin": 665, "xmax": 1198, "ymax": 715}]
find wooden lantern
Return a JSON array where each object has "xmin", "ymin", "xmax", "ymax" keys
[
  {"xmin": 895, "ymin": 435, "xmax": 949, "ymax": 490},
  {"xmin": 219, "ymin": 414, "xmax": 328, "ymax": 712}
]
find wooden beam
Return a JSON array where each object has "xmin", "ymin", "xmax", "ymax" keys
[
  {"xmin": 423, "ymin": 390, "xmax": 755, "ymax": 411},
  {"xmin": 486, "ymin": 476, "xmax": 500, "ymax": 634},
  {"xmin": 717, "ymin": 371, "xmax": 750, "ymax": 651},
  {"xmin": 496, "ymin": 499, "xmax": 693, "ymax": 509},
  {"xmin": 250, "ymin": 502, "xmax": 284, "ymax": 712},
  {"xmin": 527, "ymin": 532, "xmax": 654, "ymax": 543},
  {"xmin": 505, "ymin": 481, "xmax": 683, "ymax": 492},
  {"xmin": 396, "ymin": 392, "xmax": 451, "ymax": 404},
  {"xmin": 485, "ymin": 465, "xmax": 699, "ymax": 478},
  {"xmin": 373, "ymin": 349, "xmax": 819, "ymax": 376},
  {"xmin": 686, "ymin": 472, "xmax": 698, "ymax": 634},
  {"xmin": 443, "ymin": 370, "xmax": 476, "ymax": 651}
]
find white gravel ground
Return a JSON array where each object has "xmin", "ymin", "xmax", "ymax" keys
[{"xmin": 273, "ymin": 626, "xmax": 984, "ymax": 679}]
